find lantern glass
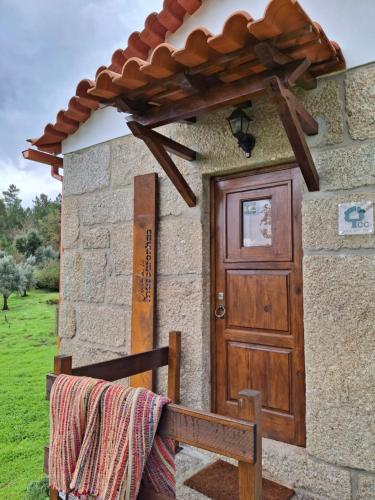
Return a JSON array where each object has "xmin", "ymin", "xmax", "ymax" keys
[{"xmin": 227, "ymin": 107, "xmax": 250, "ymax": 136}]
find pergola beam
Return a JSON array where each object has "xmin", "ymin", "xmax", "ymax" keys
[{"xmin": 127, "ymin": 121, "xmax": 197, "ymax": 207}]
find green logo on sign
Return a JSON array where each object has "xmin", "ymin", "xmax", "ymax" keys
[{"xmin": 344, "ymin": 206, "xmax": 366, "ymax": 229}]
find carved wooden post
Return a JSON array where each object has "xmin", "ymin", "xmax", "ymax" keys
[
  {"xmin": 237, "ymin": 389, "xmax": 262, "ymax": 500},
  {"xmin": 130, "ymin": 173, "xmax": 158, "ymax": 390}
]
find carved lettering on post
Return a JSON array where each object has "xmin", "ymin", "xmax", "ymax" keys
[{"xmin": 131, "ymin": 173, "xmax": 158, "ymax": 390}]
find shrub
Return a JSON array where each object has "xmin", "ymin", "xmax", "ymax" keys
[
  {"xmin": 35, "ymin": 260, "xmax": 60, "ymax": 291},
  {"xmin": 25, "ymin": 476, "xmax": 49, "ymax": 500}
]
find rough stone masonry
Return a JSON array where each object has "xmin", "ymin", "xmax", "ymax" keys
[{"xmin": 59, "ymin": 62, "xmax": 375, "ymax": 500}]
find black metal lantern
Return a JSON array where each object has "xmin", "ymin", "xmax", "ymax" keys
[{"xmin": 227, "ymin": 105, "xmax": 256, "ymax": 158}]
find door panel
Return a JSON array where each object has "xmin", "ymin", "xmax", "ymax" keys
[
  {"xmin": 213, "ymin": 166, "xmax": 305, "ymax": 446},
  {"xmin": 226, "ymin": 271, "xmax": 290, "ymax": 332},
  {"xmin": 227, "ymin": 342, "xmax": 292, "ymax": 413}
]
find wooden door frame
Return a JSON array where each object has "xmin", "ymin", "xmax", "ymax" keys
[{"xmin": 209, "ymin": 162, "xmax": 305, "ymax": 445}]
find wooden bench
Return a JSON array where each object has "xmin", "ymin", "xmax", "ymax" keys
[{"xmin": 45, "ymin": 331, "xmax": 262, "ymax": 500}]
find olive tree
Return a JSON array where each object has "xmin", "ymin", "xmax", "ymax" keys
[
  {"xmin": 0, "ymin": 254, "xmax": 21, "ymax": 310},
  {"xmin": 18, "ymin": 261, "xmax": 37, "ymax": 297}
]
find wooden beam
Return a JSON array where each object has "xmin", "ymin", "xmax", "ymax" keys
[
  {"xmin": 254, "ymin": 43, "xmax": 316, "ymax": 90},
  {"xmin": 22, "ymin": 148, "xmax": 63, "ymax": 168},
  {"xmin": 265, "ymin": 75, "xmax": 319, "ymax": 191},
  {"xmin": 128, "ymin": 74, "xmax": 267, "ymax": 128},
  {"xmin": 128, "ymin": 122, "xmax": 197, "ymax": 207},
  {"xmin": 157, "ymin": 403, "xmax": 256, "ymax": 464},
  {"xmin": 127, "ymin": 63, "xmax": 310, "ymax": 129},
  {"xmin": 129, "ymin": 122, "xmax": 196, "ymax": 161},
  {"xmin": 130, "ymin": 173, "xmax": 158, "ymax": 390},
  {"xmin": 46, "ymin": 347, "xmax": 170, "ymax": 399}
]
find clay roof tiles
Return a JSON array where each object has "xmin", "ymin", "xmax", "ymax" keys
[{"xmin": 29, "ymin": 0, "xmax": 344, "ymax": 153}]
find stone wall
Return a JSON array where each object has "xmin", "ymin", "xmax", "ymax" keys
[{"xmin": 59, "ymin": 62, "xmax": 375, "ymax": 499}]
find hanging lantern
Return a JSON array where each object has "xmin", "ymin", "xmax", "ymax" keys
[{"xmin": 227, "ymin": 105, "xmax": 256, "ymax": 158}]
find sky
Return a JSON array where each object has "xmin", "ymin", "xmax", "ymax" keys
[{"xmin": 0, "ymin": 0, "xmax": 163, "ymax": 206}]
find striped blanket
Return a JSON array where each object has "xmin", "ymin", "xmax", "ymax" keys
[{"xmin": 49, "ymin": 374, "xmax": 175, "ymax": 499}]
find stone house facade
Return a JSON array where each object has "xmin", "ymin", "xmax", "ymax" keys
[{"xmin": 25, "ymin": 1, "xmax": 374, "ymax": 498}]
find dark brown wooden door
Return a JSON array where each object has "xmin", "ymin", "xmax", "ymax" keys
[{"xmin": 212, "ymin": 166, "xmax": 305, "ymax": 446}]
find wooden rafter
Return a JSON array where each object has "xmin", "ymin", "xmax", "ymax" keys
[
  {"xmin": 127, "ymin": 58, "xmax": 320, "ymax": 192},
  {"xmin": 128, "ymin": 121, "xmax": 197, "ymax": 207},
  {"xmin": 22, "ymin": 148, "xmax": 63, "ymax": 168}
]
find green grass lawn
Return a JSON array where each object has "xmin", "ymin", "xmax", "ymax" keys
[{"xmin": 0, "ymin": 290, "xmax": 58, "ymax": 499}]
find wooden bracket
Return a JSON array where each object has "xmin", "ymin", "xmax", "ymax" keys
[
  {"xmin": 265, "ymin": 75, "xmax": 319, "ymax": 191},
  {"xmin": 128, "ymin": 121, "xmax": 197, "ymax": 207},
  {"xmin": 255, "ymin": 42, "xmax": 316, "ymax": 90}
]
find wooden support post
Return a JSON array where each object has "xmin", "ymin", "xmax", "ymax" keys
[
  {"xmin": 128, "ymin": 121, "xmax": 197, "ymax": 207},
  {"xmin": 53, "ymin": 355, "xmax": 72, "ymax": 375},
  {"xmin": 131, "ymin": 174, "xmax": 158, "ymax": 390},
  {"xmin": 237, "ymin": 390, "xmax": 262, "ymax": 500},
  {"xmin": 265, "ymin": 75, "xmax": 319, "ymax": 191},
  {"xmin": 167, "ymin": 331, "xmax": 181, "ymax": 404}
]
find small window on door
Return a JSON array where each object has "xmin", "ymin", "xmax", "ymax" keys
[{"xmin": 242, "ymin": 199, "xmax": 272, "ymax": 248}]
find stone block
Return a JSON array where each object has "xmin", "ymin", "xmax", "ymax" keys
[
  {"xmin": 62, "ymin": 197, "xmax": 79, "ymax": 249},
  {"xmin": 106, "ymin": 275, "xmax": 132, "ymax": 306},
  {"xmin": 262, "ymin": 438, "xmax": 352, "ymax": 499},
  {"xmin": 58, "ymin": 302, "xmax": 76, "ymax": 339},
  {"xmin": 296, "ymin": 77, "xmax": 344, "ymax": 146},
  {"xmin": 302, "ymin": 192, "xmax": 375, "ymax": 250},
  {"xmin": 313, "ymin": 142, "xmax": 375, "ymax": 191},
  {"xmin": 158, "ymin": 217, "xmax": 203, "ymax": 276},
  {"xmin": 82, "ymin": 227, "xmax": 110, "ymax": 249},
  {"xmin": 157, "ymin": 276, "xmax": 206, "ymax": 408},
  {"xmin": 60, "ymin": 337, "xmax": 127, "ymax": 368},
  {"xmin": 346, "ymin": 64, "xmax": 375, "ymax": 140},
  {"xmin": 357, "ymin": 473, "xmax": 375, "ymax": 500},
  {"xmin": 80, "ymin": 188, "xmax": 133, "ymax": 226},
  {"xmin": 110, "ymin": 135, "xmax": 164, "ymax": 188},
  {"xmin": 63, "ymin": 143, "xmax": 110, "ymax": 195},
  {"xmin": 159, "ymin": 174, "xmax": 203, "ymax": 218},
  {"xmin": 303, "ymin": 256, "xmax": 375, "ymax": 471},
  {"xmin": 76, "ymin": 303, "xmax": 130, "ymax": 348},
  {"xmin": 61, "ymin": 251, "xmax": 107, "ymax": 303},
  {"xmin": 110, "ymin": 224, "xmax": 133, "ymax": 275}
]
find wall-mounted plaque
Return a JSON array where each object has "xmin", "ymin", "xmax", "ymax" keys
[{"xmin": 338, "ymin": 201, "xmax": 374, "ymax": 235}]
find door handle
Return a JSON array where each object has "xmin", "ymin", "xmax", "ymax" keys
[{"xmin": 215, "ymin": 305, "xmax": 226, "ymax": 319}]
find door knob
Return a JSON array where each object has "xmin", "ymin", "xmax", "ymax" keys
[{"xmin": 215, "ymin": 305, "xmax": 226, "ymax": 319}]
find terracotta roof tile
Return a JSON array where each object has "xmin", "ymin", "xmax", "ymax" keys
[{"xmin": 29, "ymin": 0, "xmax": 345, "ymax": 153}]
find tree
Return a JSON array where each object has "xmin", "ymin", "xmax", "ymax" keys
[
  {"xmin": 18, "ymin": 261, "xmax": 37, "ymax": 297},
  {"xmin": 2, "ymin": 184, "xmax": 25, "ymax": 234},
  {"xmin": 15, "ymin": 231, "xmax": 43, "ymax": 257},
  {"xmin": 0, "ymin": 254, "xmax": 21, "ymax": 310},
  {"xmin": 34, "ymin": 245, "xmax": 59, "ymax": 265}
]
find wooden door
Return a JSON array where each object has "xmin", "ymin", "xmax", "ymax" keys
[{"xmin": 212, "ymin": 166, "xmax": 305, "ymax": 446}]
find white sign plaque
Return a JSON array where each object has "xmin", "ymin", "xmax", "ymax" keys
[{"xmin": 338, "ymin": 202, "xmax": 374, "ymax": 235}]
